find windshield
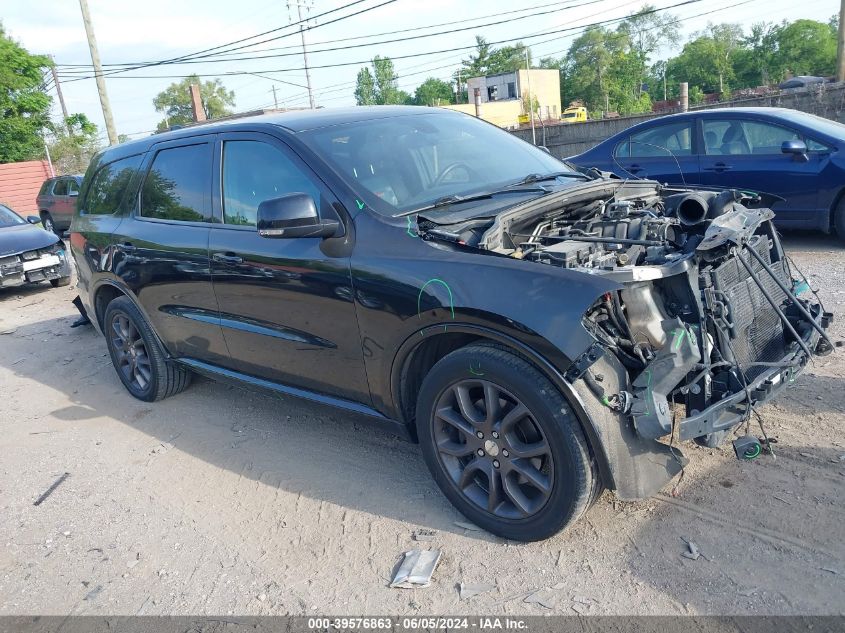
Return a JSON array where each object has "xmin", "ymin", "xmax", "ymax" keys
[
  {"xmin": 0, "ymin": 205, "xmax": 25, "ymax": 228},
  {"xmin": 300, "ymin": 112, "xmax": 573, "ymax": 215}
]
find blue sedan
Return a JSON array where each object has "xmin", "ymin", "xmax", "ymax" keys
[{"xmin": 569, "ymin": 107, "xmax": 845, "ymax": 235}]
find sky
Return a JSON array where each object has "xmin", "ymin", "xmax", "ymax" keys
[{"xmin": 2, "ymin": 0, "xmax": 839, "ymax": 143}]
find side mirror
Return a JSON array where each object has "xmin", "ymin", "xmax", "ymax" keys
[
  {"xmin": 26, "ymin": 215, "xmax": 41, "ymax": 225},
  {"xmin": 68, "ymin": 190, "xmax": 79, "ymax": 197},
  {"xmin": 257, "ymin": 193, "xmax": 341, "ymax": 239},
  {"xmin": 782, "ymin": 140, "xmax": 808, "ymax": 161}
]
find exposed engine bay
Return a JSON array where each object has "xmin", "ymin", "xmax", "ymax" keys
[{"xmin": 418, "ymin": 180, "xmax": 833, "ymax": 450}]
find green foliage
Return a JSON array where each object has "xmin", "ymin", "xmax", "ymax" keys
[
  {"xmin": 767, "ymin": 19, "xmax": 837, "ymax": 80},
  {"xmin": 688, "ymin": 86, "xmax": 705, "ymax": 105},
  {"xmin": 460, "ymin": 36, "xmax": 531, "ymax": 78},
  {"xmin": 358, "ymin": 11, "xmax": 837, "ymax": 121},
  {"xmin": 353, "ymin": 56, "xmax": 408, "ymax": 105},
  {"xmin": 662, "ymin": 18, "xmax": 836, "ymax": 101},
  {"xmin": 556, "ymin": 5, "xmax": 679, "ymax": 116},
  {"xmin": 48, "ymin": 113, "xmax": 101, "ymax": 175},
  {"xmin": 414, "ymin": 77, "xmax": 453, "ymax": 106},
  {"xmin": 354, "ymin": 67, "xmax": 377, "ymax": 105},
  {"xmin": 153, "ymin": 74, "xmax": 235, "ymax": 131},
  {"xmin": 0, "ymin": 24, "xmax": 52, "ymax": 163}
]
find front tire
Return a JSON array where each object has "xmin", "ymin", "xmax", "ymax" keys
[
  {"xmin": 416, "ymin": 344, "xmax": 599, "ymax": 541},
  {"xmin": 103, "ymin": 296, "xmax": 191, "ymax": 402},
  {"xmin": 50, "ymin": 276, "xmax": 71, "ymax": 288}
]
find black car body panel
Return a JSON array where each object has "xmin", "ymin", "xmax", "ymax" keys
[{"xmin": 71, "ymin": 107, "xmax": 829, "ymax": 504}]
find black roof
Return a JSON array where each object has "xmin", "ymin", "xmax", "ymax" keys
[{"xmin": 102, "ymin": 106, "xmax": 460, "ymax": 162}]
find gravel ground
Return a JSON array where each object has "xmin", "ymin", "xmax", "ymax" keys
[{"xmin": 0, "ymin": 233, "xmax": 843, "ymax": 616}]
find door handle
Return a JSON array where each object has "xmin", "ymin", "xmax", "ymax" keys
[
  {"xmin": 627, "ymin": 163, "xmax": 642, "ymax": 173},
  {"xmin": 704, "ymin": 162, "xmax": 732, "ymax": 172},
  {"xmin": 213, "ymin": 252, "xmax": 243, "ymax": 265}
]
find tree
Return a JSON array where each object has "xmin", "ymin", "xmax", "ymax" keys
[
  {"xmin": 414, "ymin": 78, "xmax": 453, "ymax": 106},
  {"xmin": 0, "ymin": 24, "xmax": 52, "ymax": 163},
  {"xmin": 48, "ymin": 113, "xmax": 101, "ymax": 175},
  {"xmin": 768, "ymin": 19, "xmax": 837, "ymax": 81},
  {"xmin": 353, "ymin": 56, "xmax": 408, "ymax": 105},
  {"xmin": 665, "ymin": 24, "xmax": 743, "ymax": 98},
  {"xmin": 354, "ymin": 67, "xmax": 377, "ymax": 105},
  {"xmin": 373, "ymin": 56, "xmax": 400, "ymax": 104},
  {"xmin": 618, "ymin": 4, "xmax": 681, "ymax": 59},
  {"xmin": 153, "ymin": 75, "xmax": 235, "ymax": 131},
  {"xmin": 460, "ymin": 36, "xmax": 531, "ymax": 78}
]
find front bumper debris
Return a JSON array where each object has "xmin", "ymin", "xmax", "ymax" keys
[
  {"xmin": 677, "ymin": 302, "xmax": 830, "ymax": 440},
  {"xmin": 0, "ymin": 246, "xmax": 70, "ymax": 288}
]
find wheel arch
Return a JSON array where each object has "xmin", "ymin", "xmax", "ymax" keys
[
  {"xmin": 390, "ymin": 323, "xmax": 616, "ymax": 489},
  {"xmin": 828, "ymin": 185, "xmax": 845, "ymax": 234},
  {"xmin": 91, "ymin": 280, "xmax": 166, "ymax": 353}
]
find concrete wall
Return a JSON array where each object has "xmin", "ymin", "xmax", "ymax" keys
[
  {"xmin": 0, "ymin": 160, "xmax": 53, "ymax": 215},
  {"xmin": 510, "ymin": 81, "xmax": 845, "ymax": 159},
  {"xmin": 442, "ymin": 100, "xmax": 525, "ymax": 129}
]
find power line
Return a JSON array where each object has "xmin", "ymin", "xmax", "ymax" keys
[
  {"xmin": 305, "ymin": 0, "xmax": 757, "ymax": 103},
  {"xmin": 236, "ymin": 0, "xmax": 750, "ymax": 109},
  {"xmin": 58, "ymin": 0, "xmax": 707, "ymax": 84},
  {"xmin": 57, "ymin": 0, "xmax": 604, "ymax": 71},
  {"xmin": 56, "ymin": 0, "xmax": 399, "ymax": 83}
]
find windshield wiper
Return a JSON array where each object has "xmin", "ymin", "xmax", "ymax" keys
[
  {"xmin": 392, "ymin": 187, "xmax": 547, "ymax": 218},
  {"xmin": 507, "ymin": 171, "xmax": 589, "ymax": 187}
]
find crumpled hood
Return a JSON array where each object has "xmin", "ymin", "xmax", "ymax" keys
[{"xmin": 0, "ymin": 224, "xmax": 59, "ymax": 257}]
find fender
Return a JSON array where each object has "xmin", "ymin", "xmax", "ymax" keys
[{"xmin": 390, "ymin": 321, "xmax": 618, "ymax": 488}]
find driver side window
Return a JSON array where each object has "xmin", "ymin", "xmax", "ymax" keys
[{"xmin": 222, "ymin": 140, "xmax": 321, "ymax": 227}]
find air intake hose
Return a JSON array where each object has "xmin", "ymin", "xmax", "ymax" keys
[{"xmin": 665, "ymin": 190, "xmax": 742, "ymax": 226}]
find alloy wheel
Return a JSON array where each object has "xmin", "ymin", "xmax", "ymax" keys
[
  {"xmin": 110, "ymin": 311, "xmax": 152, "ymax": 392},
  {"xmin": 432, "ymin": 379, "xmax": 554, "ymax": 519}
]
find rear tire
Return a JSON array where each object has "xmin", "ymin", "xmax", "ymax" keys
[
  {"xmin": 103, "ymin": 296, "xmax": 191, "ymax": 402},
  {"xmin": 415, "ymin": 343, "xmax": 599, "ymax": 541}
]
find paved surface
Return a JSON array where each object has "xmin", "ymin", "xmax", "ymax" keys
[{"xmin": 0, "ymin": 234, "xmax": 843, "ymax": 616}]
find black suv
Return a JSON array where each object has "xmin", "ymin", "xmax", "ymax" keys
[{"xmin": 72, "ymin": 107, "xmax": 830, "ymax": 541}]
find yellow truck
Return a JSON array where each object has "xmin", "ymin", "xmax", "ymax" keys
[{"xmin": 561, "ymin": 106, "xmax": 588, "ymax": 123}]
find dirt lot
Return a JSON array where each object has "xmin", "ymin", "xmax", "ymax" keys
[{"xmin": 0, "ymin": 234, "xmax": 843, "ymax": 616}]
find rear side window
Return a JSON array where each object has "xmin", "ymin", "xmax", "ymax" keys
[
  {"xmin": 52, "ymin": 179, "xmax": 68, "ymax": 196},
  {"xmin": 140, "ymin": 144, "xmax": 212, "ymax": 222},
  {"xmin": 82, "ymin": 154, "xmax": 143, "ymax": 215}
]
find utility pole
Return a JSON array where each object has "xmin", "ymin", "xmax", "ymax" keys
[
  {"xmin": 272, "ymin": 85, "xmax": 279, "ymax": 109},
  {"xmin": 680, "ymin": 82, "xmax": 689, "ymax": 112},
  {"xmin": 189, "ymin": 84, "xmax": 207, "ymax": 122},
  {"xmin": 525, "ymin": 49, "xmax": 536, "ymax": 146},
  {"xmin": 291, "ymin": 1, "xmax": 316, "ymax": 109},
  {"xmin": 49, "ymin": 58, "xmax": 69, "ymax": 121},
  {"xmin": 78, "ymin": 0, "xmax": 118, "ymax": 145},
  {"xmin": 837, "ymin": 0, "xmax": 845, "ymax": 82}
]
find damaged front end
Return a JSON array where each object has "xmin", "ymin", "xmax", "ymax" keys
[{"xmin": 418, "ymin": 180, "xmax": 833, "ymax": 498}]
